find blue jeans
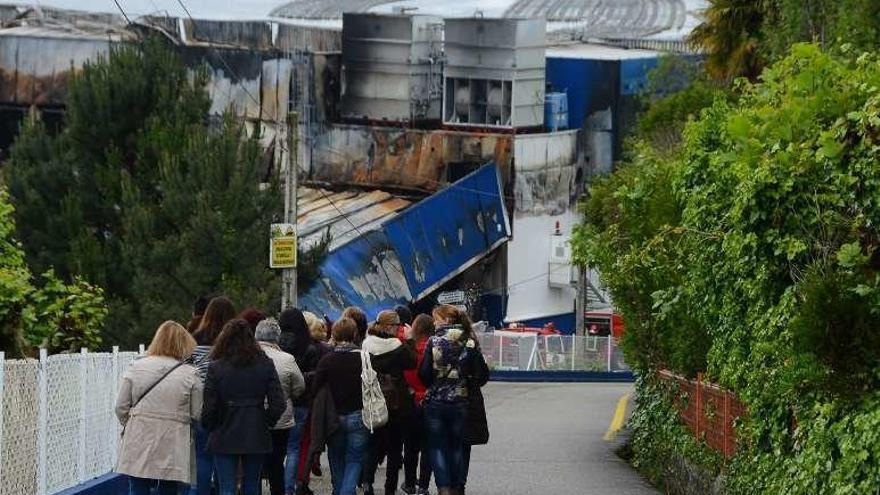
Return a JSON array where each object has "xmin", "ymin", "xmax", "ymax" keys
[
  {"xmin": 129, "ymin": 477, "xmax": 180, "ymax": 495},
  {"xmin": 326, "ymin": 411, "xmax": 369, "ymax": 495},
  {"xmin": 425, "ymin": 401, "xmax": 467, "ymax": 490},
  {"xmin": 189, "ymin": 423, "xmax": 214, "ymax": 495},
  {"xmin": 285, "ymin": 406, "xmax": 310, "ymax": 493},
  {"xmin": 214, "ymin": 454, "xmax": 263, "ymax": 495}
]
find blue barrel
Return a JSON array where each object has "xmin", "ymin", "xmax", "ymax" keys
[{"xmin": 544, "ymin": 92, "xmax": 569, "ymax": 131}]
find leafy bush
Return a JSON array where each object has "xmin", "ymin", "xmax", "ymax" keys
[
  {"xmin": 573, "ymin": 44, "xmax": 880, "ymax": 492},
  {"xmin": 0, "ymin": 191, "xmax": 107, "ymax": 357}
]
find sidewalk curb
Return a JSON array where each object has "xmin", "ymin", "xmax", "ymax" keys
[{"xmin": 489, "ymin": 370, "xmax": 635, "ymax": 382}]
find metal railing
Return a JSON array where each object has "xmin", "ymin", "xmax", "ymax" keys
[
  {"xmin": 0, "ymin": 348, "xmax": 140, "ymax": 495},
  {"xmin": 475, "ymin": 333, "xmax": 629, "ymax": 372}
]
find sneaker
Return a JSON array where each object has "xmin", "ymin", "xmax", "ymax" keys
[
  {"xmin": 416, "ymin": 488, "xmax": 431, "ymax": 495},
  {"xmin": 400, "ymin": 485, "xmax": 417, "ymax": 495}
]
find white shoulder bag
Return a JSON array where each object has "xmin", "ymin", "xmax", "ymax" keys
[{"xmin": 360, "ymin": 349, "xmax": 389, "ymax": 432}]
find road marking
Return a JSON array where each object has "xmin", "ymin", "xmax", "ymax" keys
[{"xmin": 603, "ymin": 393, "xmax": 631, "ymax": 441}]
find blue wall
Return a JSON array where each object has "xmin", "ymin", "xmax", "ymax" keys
[{"xmin": 545, "ymin": 57, "xmax": 618, "ymax": 131}]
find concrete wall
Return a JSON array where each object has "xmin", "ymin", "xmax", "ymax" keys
[{"xmin": 505, "ymin": 130, "xmax": 582, "ymax": 329}]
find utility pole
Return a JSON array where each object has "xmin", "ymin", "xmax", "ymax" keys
[{"xmin": 282, "ymin": 111, "xmax": 299, "ymax": 309}]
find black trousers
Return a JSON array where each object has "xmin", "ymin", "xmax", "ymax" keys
[
  {"xmin": 403, "ymin": 403, "xmax": 432, "ymax": 490},
  {"xmin": 265, "ymin": 428, "xmax": 290, "ymax": 495},
  {"xmin": 361, "ymin": 414, "xmax": 406, "ymax": 493}
]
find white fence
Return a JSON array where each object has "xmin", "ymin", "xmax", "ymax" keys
[
  {"xmin": 476, "ymin": 333, "xmax": 629, "ymax": 372},
  {"xmin": 0, "ymin": 348, "xmax": 140, "ymax": 495}
]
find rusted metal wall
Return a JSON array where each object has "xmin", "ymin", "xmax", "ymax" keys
[
  {"xmin": 0, "ymin": 29, "xmax": 115, "ymax": 105},
  {"xmin": 310, "ymin": 124, "xmax": 513, "ymax": 192}
]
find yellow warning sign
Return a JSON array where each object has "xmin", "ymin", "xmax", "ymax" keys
[{"xmin": 270, "ymin": 223, "xmax": 297, "ymax": 269}]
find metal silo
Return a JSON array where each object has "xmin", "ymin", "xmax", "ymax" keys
[
  {"xmin": 443, "ymin": 17, "xmax": 546, "ymax": 129},
  {"xmin": 341, "ymin": 12, "xmax": 443, "ymax": 124}
]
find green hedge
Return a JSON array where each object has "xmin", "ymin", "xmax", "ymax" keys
[{"xmin": 573, "ymin": 44, "xmax": 880, "ymax": 493}]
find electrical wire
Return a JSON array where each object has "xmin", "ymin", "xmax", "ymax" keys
[{"xmin": 111, "ymin": 0, "xmax": 133, "ymax": 24}]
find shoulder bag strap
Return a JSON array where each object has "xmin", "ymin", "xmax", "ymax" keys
[{"xmin": 131, "ymin": 361, "xmax": 185, "ymax": 410}]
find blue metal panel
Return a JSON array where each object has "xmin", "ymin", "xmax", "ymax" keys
[
  {"xmin": 299, "ymin": 230, "xmax": 411, "ymax": 321},
  {"xmin": 383, "ymin": 164, "xmax": 511, "ymax": 300},
  {"xmin": 300, "ymin": 164, "xmax": 511, "ymax": 320},
  {"xmin": 545, "ymin": 57, "xmax": 618, "ymax": 129},
  {"xmin": 619, "ymin": 57, "xmax": 659, "ymax": 95}
]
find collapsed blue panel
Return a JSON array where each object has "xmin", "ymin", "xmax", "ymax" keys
[
  {"xmin": 384, "ymin": 164, "xmax": 511, "ymax": 300},
  {"xmin": 299, "ymin": 229, "xmax": 411, "ymax": 321}
]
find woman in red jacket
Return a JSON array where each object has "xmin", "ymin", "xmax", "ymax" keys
[{"xmin": 401, "ymin": 314, "xmax": 435, "ymax": 494}]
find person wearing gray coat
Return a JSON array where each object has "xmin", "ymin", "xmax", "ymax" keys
[
  {"xmin": 115, "ymin": 321, "xmax": 203, "ymax": 495},
  {"xmin": 256, "ymin": 317, "xmax": 306, "ymax": 495}
]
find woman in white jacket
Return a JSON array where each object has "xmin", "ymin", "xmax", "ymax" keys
[{"xmin": 115, "ymin": 321, "xmax": 203, "ymax": 495}]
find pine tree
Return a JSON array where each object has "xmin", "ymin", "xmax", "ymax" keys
[{"xmin": 4, "ymin": 37, "xmax": 306, "ymax": 347}]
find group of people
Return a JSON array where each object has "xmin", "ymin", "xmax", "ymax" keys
[{"xmin": 114, "ymin": 296, "xmax": 489, "ymax": 495}]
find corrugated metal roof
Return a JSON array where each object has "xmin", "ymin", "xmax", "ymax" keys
[{"xmin": 297, "ymin": 187, "xmax": 413, "ymax": 252}]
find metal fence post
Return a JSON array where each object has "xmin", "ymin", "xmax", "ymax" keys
[
  {"xmin": 111, "ymin": 346, "xmax": 119, "ymax": 462},
  {"xmin": 78, "ymin": 348, "xmax": 88, "ymax": 483},
  {"xmin": 606, "ymin": 336, "xmax": 612, "ymax": 372},
  {"xmin": 570, "ymin": 335, "xmax": 576, "ymax": 371},
  {"xmin": 37, "ymin": 348, "xmax": 48, "ymax": 495},
  {"xmin": 497, "ymin": 335, "xmax": 503, "ymax": 368},
  {"xmin": 138, "ymin": 344, "xmax": 145, "ymax": 355},
  {"xmin": 0, "ymin": 351, "xmax": 5, "ymax": 486}
]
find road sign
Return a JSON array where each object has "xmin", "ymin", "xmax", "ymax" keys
[
  {"xmin": 270, "ymin": 223, "xmax": 297, "ymax": 269},
  {"xmin": 437, "ymin": 290, "xmax": 466, "ymax": 305}
]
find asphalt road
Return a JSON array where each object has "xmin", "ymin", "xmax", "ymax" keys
[
  {"xmin": 303, "ymin": 382, "xmax": 656, "ymax": 495},
  {"xmin": 464, "ymin": 382, "xmax": 657, "ymax": 495}
]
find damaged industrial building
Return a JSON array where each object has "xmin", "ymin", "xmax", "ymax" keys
[{"xmin": 0, "ymin": 1, "xmax": 703, "ymax": 333}]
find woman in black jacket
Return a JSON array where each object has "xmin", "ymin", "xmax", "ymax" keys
[
  {"xmin": 279, "ymin": 308, "xmax": 321, "ymax": 495},
  {"xmin": 202, "ymin": 319, "xmax": 286, "ymax": 495},
  {"xmin": 459, "ymin": 313, "xmax": 489, "ymax": 495}
]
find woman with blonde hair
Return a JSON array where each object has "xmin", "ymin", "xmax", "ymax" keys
[{"xmin": 116, "ymin": 321, "xmax": 203, "ymax": 495}]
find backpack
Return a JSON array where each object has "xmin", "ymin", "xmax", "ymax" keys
[{"xmin": 360, "ymin": 350, "xmax": 389, "ymax": 432}]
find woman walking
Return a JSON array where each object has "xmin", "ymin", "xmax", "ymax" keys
[
  {"xmin": 256, "ymin": 318, "xmax": 306, "ymax": 495},
  {"xmin": 361, "ymin": 310, "xmax": 417, "ymax": 495},
  {"xmin": 457, "ymin": 312, "xmax": 490, "ymax": 495},
  {"xmin": 202, "ymin": 319, "xmax": 286, "ymax": 495},
  {"xmin": 419, "ymin": 305, "xmax": 484, "ymax": 495},
  {"xmin": 401, "ymin": 314, "xmax": 435, "ymax": 495},
  {"xmin": 312, "ymin": 317, "xmax": 371, "ymax": 495},
  {"xmin": 115, "ymin": 321, "xmax": 202, "ymax": 495},
  {"xmin": 190, "ymin": 296, "xmax": 237, "ymax": 495},
  {"xmin": 279, "ymin": 308, "xmax": 322, "ymax": 495}
]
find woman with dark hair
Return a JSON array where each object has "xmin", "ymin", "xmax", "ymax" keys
[
  {"xmin": 401, "ymin": 314, "xmax": 435, "ymax": 495},
  {"xmin": 456, "ymin": 310, "xmax": 489, "ymax": 495},
  {"xmin": 202, "ymin": 319, "xmax": 286, "ymax": 495},
  {"xmin": 279, "ymin": 308, "xmax": 321, "ymax": 495},
  {"xmin": 189, "ymin": 296, "xmax": 236, "ymax": 495},
  {"xmin": 186, "ymin": 296, "xmax": 210, "ymax": 334},
  {"xmin": 239, "ymin": 308, "xmax": 267, "ymax": 333},
  {"xmin": 419, "ymin": 305, "xmax": 485, "ymax": 495}
]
